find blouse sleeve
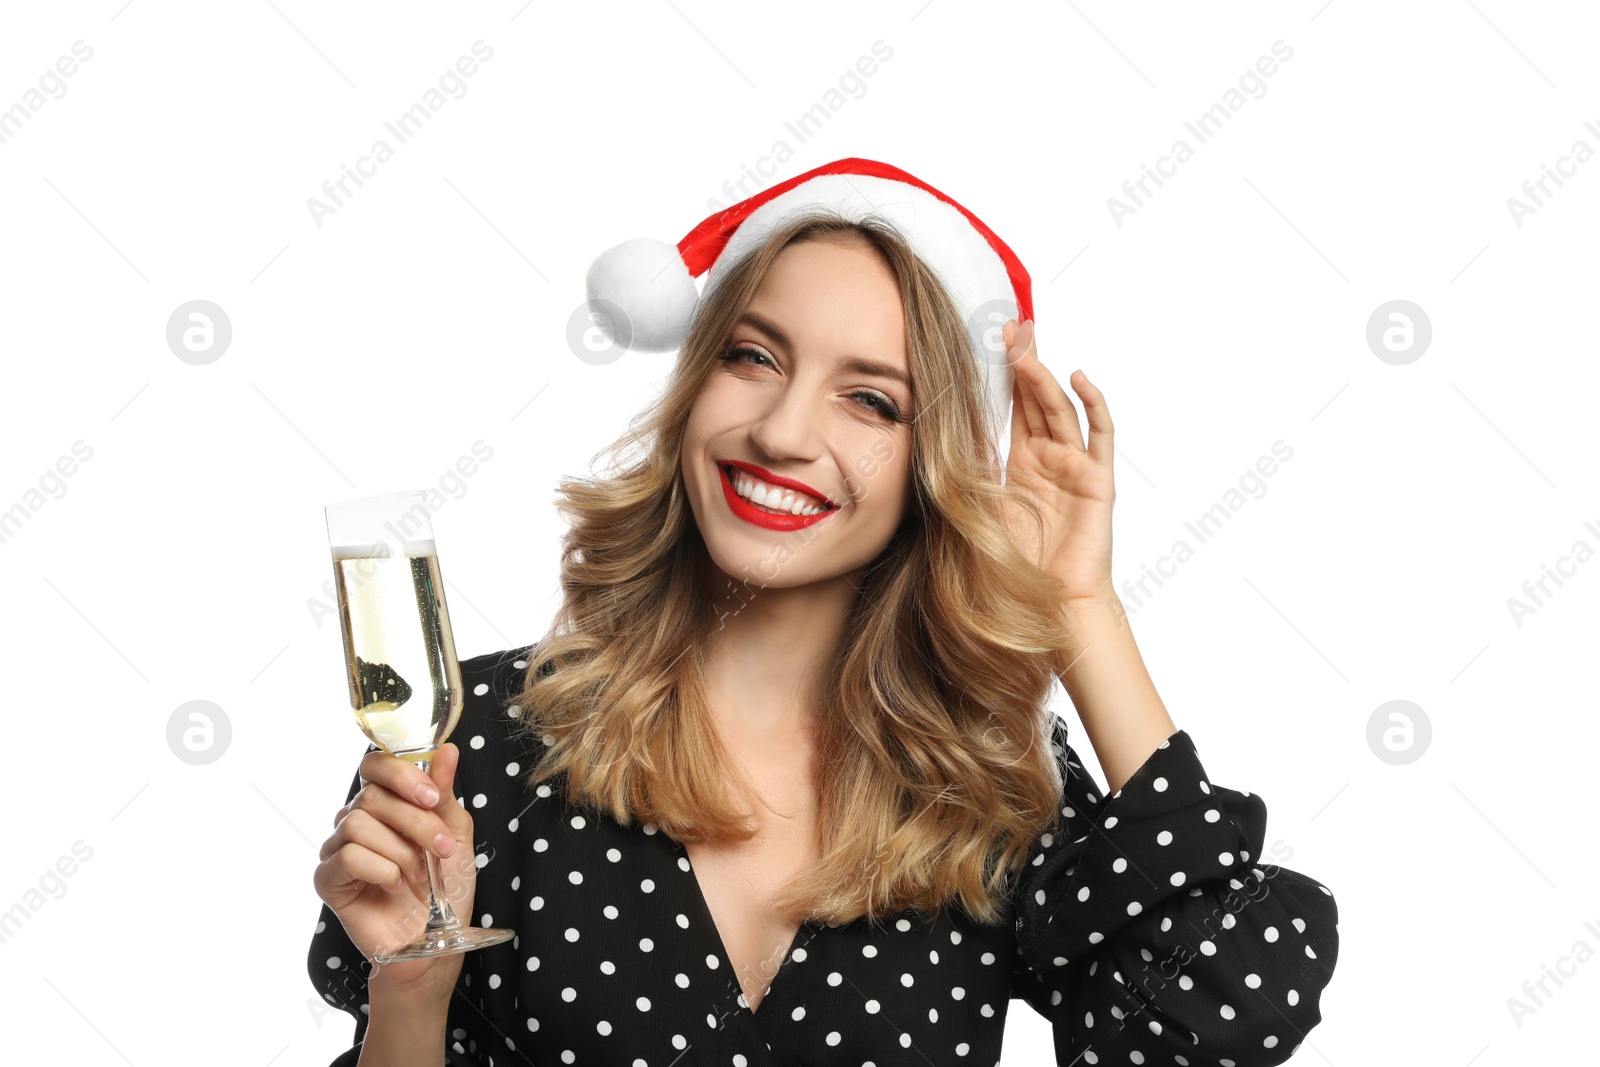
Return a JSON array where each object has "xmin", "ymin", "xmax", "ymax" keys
[
  {"xmin": 305, "ymin": 747, "xmax": 490, "ymax": 1067},
  {"xmin": 1011, "ymin": 717, "xmax": 1339, "ymax": 1066}
]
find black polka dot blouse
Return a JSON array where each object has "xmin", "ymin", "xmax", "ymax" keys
[{"xmin": 308, "ymin": 645, "xmax": 1339, "ymax": 1066}]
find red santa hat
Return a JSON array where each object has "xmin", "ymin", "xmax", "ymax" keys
[{"xmin": 584, "ymin": 157, "xmax": 1033, "ymax": 438}]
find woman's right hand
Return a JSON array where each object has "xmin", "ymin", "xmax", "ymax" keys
[{"xmin": 312, "ymin": 742, "xmax": 479, "ymax": 1004}]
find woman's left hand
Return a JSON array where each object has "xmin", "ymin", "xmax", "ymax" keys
[{"xmin": 998, "ymin": 318, "xmax": 1116, "ymax": 604}]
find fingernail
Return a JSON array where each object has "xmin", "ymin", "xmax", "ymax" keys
[
  {"xmin": 433, "ymin": 832, "xmax": 455, "ymax": 857},
  {"xmin": 416, "ymin": 782, "xmax": 440, "ymax": 807}
]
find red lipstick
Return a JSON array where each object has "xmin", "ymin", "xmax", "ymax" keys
[
  {"xmin": 723, "ymin": 460, "xmax": 836, "ymax": 506},
  {"xmin": 718, "ymin": 461, "xmax": 839, "ymax": 532}
]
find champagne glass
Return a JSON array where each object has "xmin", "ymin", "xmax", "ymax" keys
[{"xmin": 324, "ymin": 490, "xmax": 515, "ymax": 962}]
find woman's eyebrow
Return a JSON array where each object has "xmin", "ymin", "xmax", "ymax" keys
[
  {"xmin": 738, "ymin": 311, "xmax": 911, "ymax": 390},
  {"xmin": 839, "ymin": 356, "xmax": 911, "ymax": 391}
]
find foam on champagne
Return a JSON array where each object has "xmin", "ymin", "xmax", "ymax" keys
[{"xmin": 331, "ymin": 538, "xmax": 437, "ymax": 560}]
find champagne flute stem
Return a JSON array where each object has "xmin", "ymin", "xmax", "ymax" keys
[{"xmin": 416, "ymin": 756, "xmax": 462, "ymax": 935}]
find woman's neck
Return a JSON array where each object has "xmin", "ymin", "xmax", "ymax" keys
[{"xmin": 702, "ymin": 570, "xmax": 857, "ymax": 742}]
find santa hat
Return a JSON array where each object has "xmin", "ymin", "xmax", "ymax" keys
[{"xmin": 584, "ymin": 157, "xmax": 1033, "ymax": 438}]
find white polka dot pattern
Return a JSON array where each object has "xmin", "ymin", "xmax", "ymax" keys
[
  {"xmin": 307, "ymin": 645, "xmax": 1338, "ymax": 1066},
  {"xmin": 1010, "ymin": 717, "xmax": 1339, "ymax": 1066}
]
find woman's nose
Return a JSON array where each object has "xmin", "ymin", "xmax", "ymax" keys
[{"xmin": 748, "ymin": 384, "xmax": 826, "ymax": 457}]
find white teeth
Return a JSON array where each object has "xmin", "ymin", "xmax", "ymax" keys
[{"xmin": 727, "ymin": 468, "xmax": 830, "ymax": 516}]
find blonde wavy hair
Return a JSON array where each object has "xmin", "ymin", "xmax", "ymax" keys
[{"xmin": 510, "ymin": 208, "xmax": 1074, "ymax": 928}]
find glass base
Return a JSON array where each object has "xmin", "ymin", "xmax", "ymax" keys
[{"xmin": 373, "ymin": 924, "xmax": 516, "ymax": 963}]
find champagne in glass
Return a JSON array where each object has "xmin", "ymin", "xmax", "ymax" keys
[
  {"xmin": 333, "ymin": 541, "xmax": 460, "ymax": 762},
  {"xmin": 325, "ymin": 490, "xmax": 515, "ymax": 962}
]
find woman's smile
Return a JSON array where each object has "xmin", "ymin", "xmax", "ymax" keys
[
  {"xmin": 721, "ymin": 459, "xmax": 837, "ymax": 509},
  {"xmin": 717, "ymin": 461, "xmax": 839, "ymax": 532}
]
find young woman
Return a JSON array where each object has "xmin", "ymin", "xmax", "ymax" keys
[{"xmin": 309, "ymin": 159, "xmax": 1339, "ymax": 1066}]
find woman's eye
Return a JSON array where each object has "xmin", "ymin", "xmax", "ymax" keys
[
  {"xmin": 851, "ymin": 391, "xmax": 904, "ymax": 423},
  {"xmin": 719, "ymin": 345, "xmax": 772, "ymax": 368}
]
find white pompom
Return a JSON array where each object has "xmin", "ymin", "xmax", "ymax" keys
[{"xmin": 584, "ymin": 238, "xmax": 697, "ymax": 353}]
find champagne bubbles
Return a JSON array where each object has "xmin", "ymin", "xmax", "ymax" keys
[
  {"xmin": 1365, "ymin": 300, "xmax": 1432, "ymax": 365},
  {"xmin": 1365, "ymin": 699, "xmax": 1431, "ymax": 765},
  {"xmin": 167, "ymin": 699, "xmax": 232, "ymax": 764},
  {"xmin": 166, "ymin": 300, "xmax": 233, "ymax": 365},
  {"xmin": 567, "ymin": 299, "xmax": 633, "ymax": 366}
]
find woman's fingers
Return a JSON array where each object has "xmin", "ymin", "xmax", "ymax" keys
[
  {"xmin": 1010, "ymin": 319, "xmax": 1089, "ymax": 452},
  {"xmin": 1007, "ymin": 320, "xmax": 1047, "ymax": 439},
  {"xmin": 425, "ymin": 744, "xmax": 475, "ymax": 851},
  {"xmin": 1071, "ymin": 370, "xmax": 1115, "ymax": 464},
  {"xmin": 321, "ymin": 806, "xmax": 428, "ymax": 883},
  {"xmin": 314, "ymin": 744, "xmax": 483, "ymax": 982},
  {"xmin": 315, "ymin": 839, "xmax": 410, "ymax": 900},
  {"xmin": 359, "ymin": 748, "xmax": 446, "ymax": 810},
  {"xmin": 340, "ymin": 777, "xmax": 456, "ymax": 864}
]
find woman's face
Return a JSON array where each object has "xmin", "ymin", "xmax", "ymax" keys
[{"xmin": 682, "ymin": 236, "xmax": 915, "ymax": 591}]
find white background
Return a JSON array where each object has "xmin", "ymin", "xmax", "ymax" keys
[{"xmin": 2, "ymin": 1, "xmax": 1596, "ymax": 1064}]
